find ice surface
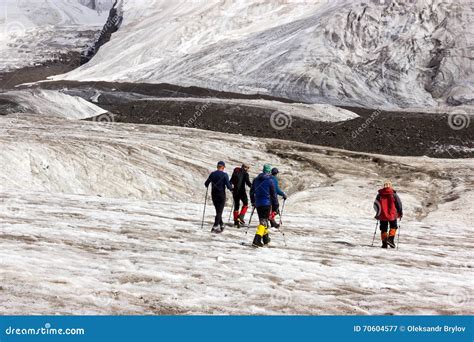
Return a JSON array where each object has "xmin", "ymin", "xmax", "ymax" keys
[
  {"xmin": 0, "ymin": 0, "xmax": 472, "ymax": 315},
  {"xmin": 0, "ymin": 113, "xmax": 472, "ymax": 314}
]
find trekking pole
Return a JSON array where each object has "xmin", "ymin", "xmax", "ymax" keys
[
  {"xmin": 371, "ymin": 220, "xmax": 379, "ymax": 247},
  {"xmin": 227, "ymin": 196, "xmax": 235, "ymax": 223},
  {"xmin": 279, "ymin": 199, "xmax": 287, "ymax": 247},
  {"xmin": 200, "ymin": 187, "xmax": 209, "ymax": 230},
  {"xmin": 243, "ymin": 206, "xmax": 256, "ymax": 239},
  {"xmin": 397, "ymin": 218, "xmax": 401, "ymax": 250}
]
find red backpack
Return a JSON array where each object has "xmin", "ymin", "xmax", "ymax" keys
[{"xmin": 378, "ymin": 188, "xmax": 397, "ymax": 221}]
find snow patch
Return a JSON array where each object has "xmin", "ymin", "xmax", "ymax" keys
[{"xmin": 0, "ymin": 89, "xmax": 107, "ymax": 119}]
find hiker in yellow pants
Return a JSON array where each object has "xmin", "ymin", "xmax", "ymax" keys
[{"xmin": 249, "ymin": 164, "xmax": 278, "ymax": 247}]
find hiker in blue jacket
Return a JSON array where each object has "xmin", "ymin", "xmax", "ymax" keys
[
  {"xmin": 269, "ymin": 168, "xmax": 287, "ymax": 228},
  {"xmin": 205, "ymin": 161, "xmax": 233, "ymax": 233},
  {"xmin": 250, "ymin": 164, "xmax": 278, "ymax": 247}
]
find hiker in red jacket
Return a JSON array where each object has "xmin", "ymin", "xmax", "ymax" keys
[{"xmin": 374, "ymin": 180, "xmax": 403, "ymax": 248}]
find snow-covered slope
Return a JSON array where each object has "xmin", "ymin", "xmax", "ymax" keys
[
  {"xmin": 0, "ymin": 113, "xmax": 472, "ymax": 314},
  {"xmin": 78, "ymin": 0, "xmax": 115, "ymax": 13},
  {"xmin": 53, "ymin": 0, "xmax": 474, "ymax": 108},
  {"xmin": 0, "ymin": 0, "xmax": 112, "ymax": 72},
  {"xmin": 0, "ymin": 89, "xmax": 107, "ymax": 119}
]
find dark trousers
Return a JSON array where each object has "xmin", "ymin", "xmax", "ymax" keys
[
  {"xmin": 269, "ymin": 201, "xmax": 279, "ymax": 222},
  {"xmin": 256, "ymin": 205, "xmax": 271, "ymax": 227},
  {"xmin": 212, "ymin": 191, "xmax": 226, "ymax": 226},
  {"xmin": 379, "ymin": 220, "xmax": 398, "ymax": 231},
  {"xmin": 233, "ymin": 191, "xmax": 249, "ymax": 211}
]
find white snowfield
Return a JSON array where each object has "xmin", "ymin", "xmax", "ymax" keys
[
  {"xmin": 0, "ymin": 0, "xmax": 112, "ymax": 71},
  {"xmin": 0, "ymin": 113, "xmax": 472, "ymax": 315},
  {"xmin": 0, "ymin": 89, "xmax": 108, "ymax": 119},
  {"xmin": 53, "ymin": 0, "xmax": 474, "ymax": 108}
]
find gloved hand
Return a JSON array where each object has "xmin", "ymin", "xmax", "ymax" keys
[{"xmin": 283, "ymin": 194, "xmax": 287, "ymax": 200}]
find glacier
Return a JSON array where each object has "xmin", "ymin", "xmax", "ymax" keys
[{"xmin": 52, "ymin": 0, "xmax": 474, "ymax": 108}]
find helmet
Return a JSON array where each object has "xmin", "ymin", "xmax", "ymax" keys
[
  {"xmin": 263, "ymin": 164, "xmax": 272, "ymax": 174},
  {"xmin": 271, "ymin": 168, "xmax": 279, "ymax": 175}
]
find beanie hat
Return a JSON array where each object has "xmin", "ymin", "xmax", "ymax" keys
[
  {"xmin": 263, "ymin": 164, "xmax": 272, "ymax": 174},
  {"xmin": 217, "ymin": 161, "xmax": 226, "ymax": 167},
  {"xmin": 271, "ymin": 167, "xmax": 279, "ymax": 175}
]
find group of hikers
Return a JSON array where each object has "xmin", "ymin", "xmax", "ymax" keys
[{"xmin": 205, "ymin": 161, "xmax": 403, "ymax": 249}]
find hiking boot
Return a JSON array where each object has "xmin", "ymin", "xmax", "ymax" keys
[
  {"xmin": 381, "ymin": 231, "xmax": 388, "ymax": 248},
  {"xmin": 219, "ymin": 224, "xmax": 225, "ymax": 233},
  {"xmin": 252, "ymin": 234, "xmax": 264, "ymax": 247},
  {"xmin": 387, "ymin": 236, "xmax": 396, "ymax": 248},
  {"xmin": 234, "ymin": 220, "xmax": 240, "ymax": 227},
  {"xmin": 211, "ymin": 225, "xmax": 219, "ymax": 233},
  {"xmin": 238, "ymin": 215, "xmax": 246, "ymax": 225},
  {"xmin": 388, "ymin": 228, "xmax": 397, "ymax": 248},
  {"xmin": 262, "ymin": 234, "xmax": 271, "ymax": 245},
  {"xmin": 270, "ymin": 219, "xmax": 280, "ymax": 229}
]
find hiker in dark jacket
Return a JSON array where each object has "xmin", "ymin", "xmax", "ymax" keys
[
  {"xmin": 374, "ymin": 180, "xmax": 403, "ymax": 248},
  {"xmin": 250, "ymin": 164, "xmax": 278, "ymax": 247},
  {"xmin": 230, "ymin": 163, "xmax": 252, "ymax": 227},
  {"xmin": 205, "ymin": 161, "xmax": 233, "ymax": 233}
]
